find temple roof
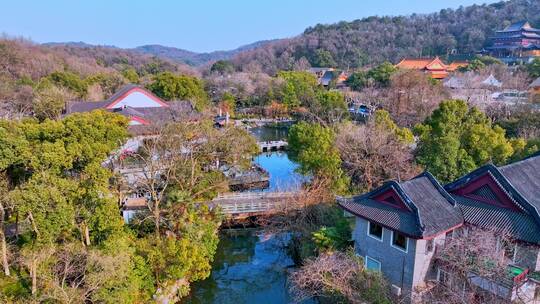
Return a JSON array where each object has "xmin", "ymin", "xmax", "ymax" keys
[
  {"xmin": 497, "ymin": 21, "xmax": 540, "ymax": 33},
  {"xmin": 529, "ymin": 77, "xmax": 540, "ymax": 89},
  {"xmin": 339, "ymin": 172, "xmax": 463, "ymax": 239}
]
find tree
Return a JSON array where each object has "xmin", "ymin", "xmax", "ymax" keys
[
  {"xmin": 308, "ymin": 90, "xmax": 348, "ymax": 124},
  {"xmin": 527, "ymin": 57, "xmax": 540, "ymax": 79},
  {"xmin": 290, "ymin": 251, "xmax": 391, "ymax": 304},
  {"xmin": 32, "ymin": 83, "xmax": 70, "ymax": 121},
  {"xmin": 288, "ymin": 122, "xmax": 348, "ymax": 192},
  {"xmin": 425, "ymin": 228, "xmax": 521, "ymax": 304},
  {"xmin": 122, "ymin": 68, "xmax": 140, "ymax": 83},
  {"xmin": 382, "ymin": 70, "xmax": 449, "ymax": 126},
  {"xmin": 0, "ymin": 111, "xmax": 152, "ymax": 302},
  {"xmin": 147, "ymin": 72, "xmax": 209, "ymax": 111},
  {"xmin": 276, "ymin": 71, "xmax": 319, "ymax": 109},
  {"xmin": 345, "ymin": 71, "xmax": 369, "ymax": 91},
  {"xmin": 366, "ymin": 62, "xmax": 397, "ymax": 87},
  {"xmin": 311, "ymin": 49, "xmax": 337, "ymax": 67},
  {"xmin": 47, "ymin": 71, "xmax": 88, "ymax": 98},
  {"xmin": 415, "ymin": 100, "xmax": 522, "ymax": 183},
  {"xmin": 210, "ymin": 60, "xmax": 235, "ymax": 75},
  {"xmin": 336, "ymin": 117, "xmax": 418, "ymax": 191}
]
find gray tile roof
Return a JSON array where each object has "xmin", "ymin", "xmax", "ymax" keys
[
  {"xmin": 499, "ymin": 154, "xmax": 540, "ymax": 215},
  {"xmin": 453, "ymin": 195, "xmax": 540, "ymax": 244},
  {"xmin": 445, "ymin": 154, "xmax": 540, "ymax": 244},
  {"xmin": 339, "ymin": 172, "xmax": 463, "ymax": 239}
]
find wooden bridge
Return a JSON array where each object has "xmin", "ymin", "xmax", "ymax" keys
[
  {"xmin": 210, "ymin": 191, "xmax": 298, "ymax": 218},
  {"xmin": 257, "ymin": 140, "xmax": 288, "ymax": 152}
]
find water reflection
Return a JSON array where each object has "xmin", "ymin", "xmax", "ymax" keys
[
  {"xmin": 187, "ymin": 230, "xmax": 312, "ymax": 304},
  {"xmin": 253, "ymin": 152, "xmax": 307, "ymax": 192}
]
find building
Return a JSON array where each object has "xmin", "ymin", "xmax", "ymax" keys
[
  {"xmin": 484, "ymin": 21, "xmax": 540, "ymax": 64},
  {"xmin": 339, "ymin": 153, "xmax": 540, "ymax": 303},
  {"xmin": 307, "ymin": 67, "xmax": 348, "ymax": 87},
  {"xmin": 395, "ymin": 57, "xmax": 468, "ymax": 79},
  {"xmin": 65, "ymin": 84, "xmax": 198, "ymax": 135}
]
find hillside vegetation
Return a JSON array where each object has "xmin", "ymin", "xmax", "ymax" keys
[{"xmin": 232, "ymin": 0, "xmax": 540, "ymax": 74}]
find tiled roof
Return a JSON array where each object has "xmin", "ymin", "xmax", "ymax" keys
[
  {"xmin": 396, "ymin": 58, "xmax": 434, "ymax": 69},
  {"xmin": 498, "ymin": 21, "xmax": 540, "ymax": 33},
  {"xmin": 499, "ymin": 154, "xmax": 540, "ymax": 214},
  {"xmin": 339, "ymin": 172, "xmax": 463, "ymax": 239},
  {"xmin": 529, "ymin": 77, "xmax": 540, "ymax": 89},
  {"xmin": 453, "ymin": 195, "xmax": 540, "ymax": 244},
  {"xmin": 446, "ymin": 155, "xmax": 540, "ymax": 244}
]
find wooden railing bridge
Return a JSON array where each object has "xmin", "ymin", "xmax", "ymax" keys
[{"xmin": 210, "ymin": 191, "xmax": 298, "ymax": 218}]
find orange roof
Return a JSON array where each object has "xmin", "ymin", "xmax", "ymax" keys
[
  {"xmin": 396, "ymin": 58, "xmax": 434, "ymax": 69},
  {"xmin": 447, "ymin": 61, "xmax": 469, "ymax": 72},
  {"xmin": 429, "ymin": 71, "xmax": 449, "ymax": 79},
  {"xmin": 395, "ymin": 57, "xmax": 448, "ymax": 71}
]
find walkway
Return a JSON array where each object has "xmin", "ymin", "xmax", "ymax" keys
[{"xmin": 211, "ymin": 191, "xmax": 298, "ymax": 218}]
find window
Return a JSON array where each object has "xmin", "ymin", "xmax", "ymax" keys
[
  {"xmin": 391, "ymin": 231, "xmax": 408, "ymax": 252},
  {"xmin": 437, "ymin": 268, "xmax": 451, "ymax": 286},
  {"xmin": 426, "ymin": 239, "xmax": 434, "ymax": 254},
  {"xmin": 365, "ymin": 256, "xmax": 381, "ymax": 271},
  {"xmin": 368, "ymin": 221, "xmax": 383, "ymax": 241}
]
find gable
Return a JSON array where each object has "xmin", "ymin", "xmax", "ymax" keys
[
  {"xmin": 371, "ymin": 188, "xmax": 410, "ymax": 211},
  {"xmin": 128, "ymin": 116, "xmax": 150, "ymax": 126},
  {"xmin": 426, "ymin": 58, "xmax": 448, "ymax": 70},
  {"xmin": 451, "ymin": 172, "xmax": 520, "ymax": 212},
  {"xmin": 106, "ymin": 88, "xmax": 168, "ymax": 109}
]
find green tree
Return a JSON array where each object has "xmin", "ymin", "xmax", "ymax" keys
[
  {"xmin": 277, "ymin": 71, "xmax": 319, "ymax": 109},
  {"xmin": 122, "ymin": 68, "xmax": 140, "ymax": 84},
  {"xmin": 47, "ymin": 71, "xmax": 88, "ymax": 98},
  {"xmin": 0, "ymin": 111, "xmax": 152, "ymax": 302},
  {"xmin": 415, "ymin": 100, "xmax": 521, "ymax": 183},
  {"xmin": 527, "ymin": 57, "xmax": 540, "ymax": 78},
  {"xmin": 367, "ymin": 62, "xmax": 398, "ymax": 86},
  {"xmin": 373, "ymin": 110, "xmax": 414, "ymax": 144},
  {"xmin": 288, "ymin": 122, "xmax": 348, "ymax": 192},
  {"xmin": 32, "ymin": 83, "xmax": 68, "ymax": 121},
  {"xmin": 311, "ymin": 90, "xmax": 348, "ymax": 123},
  {"xmin": 147, "ymin": 72, "xmax": 209, "ymax": 111},
  {"xmin": 345, "ymin": 71, "xmax": 369, "ymax": 91},
  {"xmin": 210, "ymin": 60, "xmax": 235, "ymax": 75},
  {"xmin": 312, "ymin": 49, "xmax": 337, "ymax": 67},
  {"xmin": 459, "ymin": 59, "xmax": 486, "ymax": 72}
]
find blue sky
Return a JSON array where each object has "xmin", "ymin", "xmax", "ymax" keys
[{"xmin": 1, "ymin": 0, "xmax": 498, "ymax": 52}]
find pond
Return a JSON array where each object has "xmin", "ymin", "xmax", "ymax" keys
[{"xmin": 186, "ymin": 229, "xmax": 314, "ymax": 304}]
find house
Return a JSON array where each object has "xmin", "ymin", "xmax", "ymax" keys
[
  {"xmin": 65, "ymin": 84, "xmax": 199, "ymax": 135},
  {"xmin": 484, "ymin": 21, "xmax": 540, "ymax": 64},
  {"xmin": 395, "ymin": 57, "xmax": 468, "ymax": 79},
  {"xmin": 307, "ymin": 68, "xmax": 348, "ymax": 87},
  {"xmin": 339, "ymin": 172, "xmax": 464, "ymax": 300},
  {"xmin": 339, "ymin": 153, "xmax": 540, "ymax": 303}
]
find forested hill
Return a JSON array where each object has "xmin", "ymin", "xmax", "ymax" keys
[{"xmin": 231, "ymin": 0, "xmax": 540, "ymax": 74}]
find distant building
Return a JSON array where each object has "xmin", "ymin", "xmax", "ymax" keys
[
  {"xmin": 65, "ymin": 84, "xmax": 198, "ymax": 135},
  {"xmin": 484, "ymin": 21, "xmax": 540, "ymax": 64},
  {"xmin": 307, "ymin": 67, "xmax": 347, "ymax": 87},
  {"xmin": 395, "ymin": 57, "xmax": 467, "ymax": 79},
  {"xmin": 339, "ymin": 153, "xmax": 540, "ymax": 303}
]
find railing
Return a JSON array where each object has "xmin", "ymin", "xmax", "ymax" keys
[{"xmin": 212, "ymin": 191, "xmax": 298, "ymax": 215}]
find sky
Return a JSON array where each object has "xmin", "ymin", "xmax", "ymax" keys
[{"xmin": 0, "ymin": 0, "xmax": 500, "ymax": 53}]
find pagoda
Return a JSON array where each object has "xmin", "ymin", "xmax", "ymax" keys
[{"xmin": 485, "ymin": 21, "xmax": 540, "ymax": 63}]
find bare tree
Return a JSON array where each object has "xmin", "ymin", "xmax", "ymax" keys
[
  {"xmin": 335, "ymin": 121, "xmax": 419, "ymax": 192},
  {"xmin": 423, "ymin": 228, "xmax": 531, "ymax": 304},
  {"xmin": 290, "ymin": 251, "xmax": 390, "ymax": 304}
]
